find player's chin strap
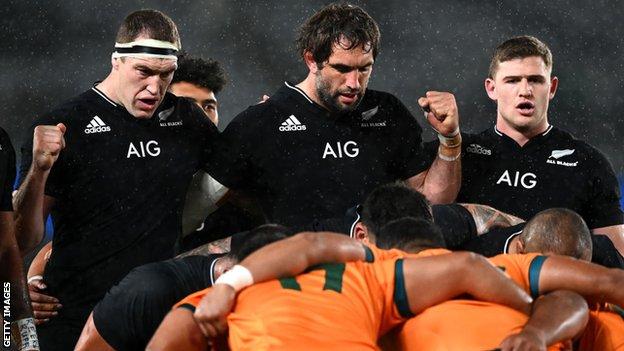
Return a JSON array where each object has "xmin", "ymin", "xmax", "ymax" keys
[
  {"xmin": 111, "ymin": 39, "xmax": 179, "ymax": 61},
  {"xmin": 12, "ymin": 318, "xmax": 40, "ymax": 351}
]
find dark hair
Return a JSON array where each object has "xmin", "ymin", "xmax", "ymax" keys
[
  {"xmin": 520, "ymin": 208, "xmax": 592, "ymax": 260},
  {"xmin": 230, "ymin": 224, "xmax": 293, "ymax": 261},
  {"xmin": 116, "ymin": 9, "xmax": 181, "ymax": 49},
  {"xmin": 488, "ymin": 35, "xmax": 552, "ymax": 78},
  {"xmin": 376, "ymin": 217, "xmax": 446, "ymax": 251},
  {"xmin": 361, "ymin": 182, "xmax": 433, "ymax": 237},
  {"xmin": 296, "ymin": 2, "xmax": 380, "ymax": 64},
  {"xmin": 171, "ymin": 53, "xmax": 227, "ymax": 94}
]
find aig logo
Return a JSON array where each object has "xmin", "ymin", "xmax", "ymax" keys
[
  {"xmin": 322, "ymin": 141, "xmax": 359, "ymax": 159},
  {"xmin": 496, "ymin": 170, "xmax": 537, "ymax": 189},
  {"xmin": 127, "ymin": 140, "xmax": 161, "ymax": 158}
]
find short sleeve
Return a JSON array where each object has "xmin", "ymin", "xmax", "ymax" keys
[
  {"xmin": 582, "ymin": 149, "xmax": 623, "ymax": 228},
  {"xmin": 386, "ymin": 96, "xmax": 433, "ymax": 179}
]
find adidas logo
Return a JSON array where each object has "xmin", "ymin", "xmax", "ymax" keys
[
  {"xmin": 84, "ymin": 116, "xmax": 111, "ymax": 134},
  {"xmin": 279, "ymin": 115, "xmax": 306, "ymax": 132}
]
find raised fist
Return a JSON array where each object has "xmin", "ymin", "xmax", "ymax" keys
[
  {"xmin": 418, "ymin": 91, "xmax": 460, "ymax": 137},
  {"xmin": 32, "ymin": 123, "xmax": 66, "ymax": 171}
]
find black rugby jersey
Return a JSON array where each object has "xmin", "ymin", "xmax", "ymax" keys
[
  {"xmin": 207, "ymin": 82, "xmax": 430, "ymax": 227},
  {"xmin": 18, "ymin": 88, "xmax": 218, "ymax": 311},
  {"xmin": 0, "ymin": 127, "xmax": 15, "ymax": 211},
  {"xmin": 428, "ymin": 125, "xmax": 622, "ymax": 229}
]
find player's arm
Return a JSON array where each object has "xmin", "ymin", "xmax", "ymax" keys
[
  {"xmin": 499, "ymin": 290, "xmax": 589, "ymax": 351},
  {"xmin": 402, "ymin": 252, "xmax": 533, "ymax": 315},
  {"xmin": 592, "ymin": 224, "xmax": 624, "ymax": 257},
  {"xmin": 191, "ymin": 232, "xmax": 368, "ymax": 337},
  {"xmin": 460, "ymin": 203, "xmax": 525, "ymax": 235},
  {"xmin": 25, "ymin": 242, "xmax": 61, "ymax": 325},
  {"xmin": 13, "ymin": 123, "xmax": 65, "ymax": 254},
  {"xmin": 406, "ymin": 91, "xmax": 461, "ymax": 204},
  {"xmin": 0, "ymin": 211, "xmax": 39, "ymax": 350},
  {"xmin": 536, "ymin": 255, "xmax": 624, "ymax": 306}
]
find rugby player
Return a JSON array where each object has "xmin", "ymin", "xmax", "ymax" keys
[
  {"xmin": 0, "ymin": 127, "xmax": 38, "ymax": 350},
  {"xmin": 428, "ymin": 35, "xmax": 624, "ymax": 254},
  {"xmin": 206, "ymin": 2, "xmax": 462, "ymax": 229},
  {"xmin": 148, "ymin": 234, "xmax": 535, "ymax": 350},
  {"xmin": 74, "ymin": 224, "xmax": 290, "ymax": 351},
  {"xmin": 13, "ymin": 10, "xmax": 220, "ymax": 349},
  {"xmin": 396, "ymin": 208, "xmax": 624, "ymax": 350}
]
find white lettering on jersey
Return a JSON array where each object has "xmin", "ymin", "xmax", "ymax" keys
[
  {"xmin": 127, "ymin": 140, "xmax": 161, "ymax": 158},
  {"xmin": 496, "ymin": 170, "xmax": 537, "ymax": 189},
  {"xmin": 322, "ymin": 141, "xmax": 360, "ymax": 159}
]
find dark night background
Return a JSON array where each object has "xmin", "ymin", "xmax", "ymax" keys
[{"xmin": 1, "ymin": 0, "xmax": 623, "ymax": 175}]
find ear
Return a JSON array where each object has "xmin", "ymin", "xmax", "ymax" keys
[
  {"xmin": 514, "ymin": 237, "xmax": 525, "ymax": 254},
  {"xmin": 353, "ymin": 222, "xmax": 369, "ymax": 242},
  {"xmin": 303, "ymin": 51, "xmax": 320, "ymax": 74},
  {"xmin": 548, "ymin": 76, "xmax": 559, "ymax": 100},
  {"xmin": 112, "ymin": 57, "xmax": 120, "ymax": 71},
  {"xmin": 485, "ymin": 77, "xmax": 497, "ymax": 101}
]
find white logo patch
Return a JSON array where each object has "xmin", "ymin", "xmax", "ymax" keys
[
  {"xmin": 549, "ymin": 149, "xmax": 575, "ymax": 159},
  {"xmin": 279, "ymin": 115, "xmax": 307, "ymax": 132},
  {"xmin": 84, "ymin": 116, "xmax": 111, "ymax": 134},
  {"xmin": 158, "ymin": 107, "xmax": 175, "ymax": 121},
  {"xmin": 466, "ymin": 144, "xmax": 492, "ymax": 155},
  {"xmin": 361, "ymin": 106, "xmax": 379, "ymax": 120},
  {"xmin": 322, "ymin": 141, "xmax": 359, "ymax": 159},
  {"xmin": 496, "ymin": 170, "xmax": 537, "ymax": 189},
  {"xmin": 127, "ymin": 140, "xmax": 161, "ymax": 158},
  {"xmin": 547, "ymin": 149, "xmax": 578, "ymax": 167}
]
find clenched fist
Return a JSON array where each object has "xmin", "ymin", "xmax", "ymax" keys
[
  {"xmin": 32, "ymin": 123, "xmax": 66, "ymax": 171},
  {"xmin": 418, "ymin": 91, "xmax": 460, "ymax": 136}
]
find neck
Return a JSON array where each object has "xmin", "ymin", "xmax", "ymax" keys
[
  {"xmin": 495, "ymin": 116, "xmax": 549, "ymax": 147},
  {"xmin": 296, "ymin": 75, "xmax": 328, "ymax": 110},
  {"xmin": 95, "ymin": 72, "xmax": 120, "ymax": 104}
]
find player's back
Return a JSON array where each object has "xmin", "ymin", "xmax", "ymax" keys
[{"xmin": 227, "ymin": 247, "xmax": 403, "ymax": 351}]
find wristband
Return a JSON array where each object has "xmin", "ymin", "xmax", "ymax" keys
[
  {"xmin": 16, "ymin": 318, "xmax": 39, "ymax": 351},
  {"xmin": 27, "ymin": 276, "xmax": 43, "ymax": 285},
  {"xmin": 214, "ymin": 265, "xmax": 254, "ymax": 292},
  {"xmin": 438, "ymin": 151, "xmax": 461, "ymax": 162},
  {"xmin": 437, "ymin": 128, "xmax": 462, "ymax": 148}
]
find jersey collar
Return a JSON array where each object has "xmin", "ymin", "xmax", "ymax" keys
[
  {"xmin": 282, "ymin": 82, "xmax": 358, "ymax": 121},
  {"xmin": 91, "ymin": 83, "xmax": 120, "ymax": 108},
  {"xmin": 493, "ymin": 124, "xmax": 554, "ymax": 149}
]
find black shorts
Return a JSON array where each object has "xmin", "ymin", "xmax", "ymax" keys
[{"xmin": 92, "ymin": 255, "xmax": 222, "ymax": 351}]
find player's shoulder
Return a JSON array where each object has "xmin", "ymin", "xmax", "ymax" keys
[
  {"xmin": 548, "ymin": 126, "xmax": 612, "ymax": 165},
  {"xmin": 34, "ymin": 89, "xmax": 102, "ymax": 127}
]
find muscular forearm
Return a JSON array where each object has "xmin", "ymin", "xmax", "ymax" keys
[
  {"xmin": 407, "ymin": 145, "xmax": 461, "ymax": 204},
  {"xmin": 240, "ymin": 232, "xmax": 366, "ymax": 284},
  {"xmin": 523, "ymin": 291, "xmax": 589, "ymax": 346},
  {"xmin": 460, "ymin": 253, "xmax": 532, "ymax": 314},
  {"xmin": 13, "ymin": 166, "xmax": 49, "ymax": 254},
  {"xmin": 460, "ymin": 203, "xmax": 525, "ymax": 234}
]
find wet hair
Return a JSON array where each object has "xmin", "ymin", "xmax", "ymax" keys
[
  {"xmin": 488, "ymin": 35, "xmax": 552, "ymax": 78},
  {"xmin": 172, "ymin": 53, "xmax": 227, "ymax": 94},
  {"xmin": 520, "ymin": 208, "xmax": 592, "ymax": 260},
  {"xmin": 230, "ymin": 224, "xmax": 293, "ymax": 261},
  {"xmin": 361, "ymin": 182, "xmax": 433, "ymax": 237},
  {"xmin": 376, "ymin": 217, "xmax": 446, "ymax": 251},
  {"xmin": 296, "ymin": 2, "xmax": 380, "ymax": 65},
  {"xmin": 115, "ymin": 9, "xmax": 181, "ymax": 49}
]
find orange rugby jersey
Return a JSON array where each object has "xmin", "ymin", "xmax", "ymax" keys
[
  {"xmin": 176, "ymin": 245, "xmax": 416, "ymax": 351},
  {"xmin": 395, "ymin": 253, "xmax": 569, "ymax": 351}
]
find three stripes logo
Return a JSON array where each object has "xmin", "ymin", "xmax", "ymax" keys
[
  {"xmin": 84, "ymin": 116, "xmax": 111, "ymax": 134},
  {"xmin": 279, "ymin": 115, "xmax": 306, "ymax": 132}
]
